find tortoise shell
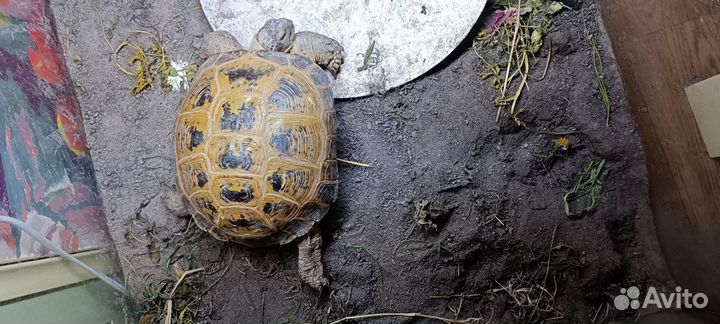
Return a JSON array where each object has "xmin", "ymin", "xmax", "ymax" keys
[{"xmin": 175, "ymin": 51, "xmax": 338, "ymax": 247}]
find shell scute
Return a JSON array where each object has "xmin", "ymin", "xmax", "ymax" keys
[
  {"xmin": 259, "ymin": 195, "xmax": 300, "ymax": 229},
  {"xmin": 263, "ymin": 159, "xmax": 317, "ymax": 203},
  {"xmin": 176, "ymin": 112, "xmax": 209, "ymax": 160},
  {"xmin": 207, "ymin": 135, "xmax": 264, "ymax": 174},
  {"xmin": 265, "ymin": 117, "xmax": 322, "ymax": 163},
  {"xmin": 265, "ymin": 72, "xmax": 319, "ymax": 114},
  {"xmin": 219, "ymin": 207, "xmax": 275, "ymax": 238},
  {"xmin": 180, "ymin": 69, "xmax": 217, "ymax": 114},
  {"xmin": 212, "ymin": 95, "xmax": 260, "ymax": 133},
  {"xmin": 178, "ymin": 155, "xmax": 210, "ymax": 195},
  {"xmin": 210, "ymin": 175, "xmax": 261, "ymax": 207},
  {"xmin": 217, "ymin": 56, "xmax": 278, "ymax": 93}
]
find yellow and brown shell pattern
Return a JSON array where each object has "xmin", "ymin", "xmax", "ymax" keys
[{"xmin": 175, "ymin": 51, "xmax": 338, "ymax": 247}]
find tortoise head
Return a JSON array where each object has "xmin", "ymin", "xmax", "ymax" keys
[
  {"xmin": 250, "ymin": 18, "xmax": 295, "ymax": 52},
  {"xmin": 202, "ymin": 30, "xmax": 243, "ymax": 58}
]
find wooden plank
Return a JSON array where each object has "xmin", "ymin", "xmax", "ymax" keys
[
  {"xmin": 685, "ymin": 74, "xmax": 720, "ymax": 157},
  {"xmin": 600, "ymin": 0, "xmax": 720, "ymax": 227},
  {"xmin": 599, "ymin": 0, "xmax": 704, "ymax": 38},
  {"xmin": 0, "ymin": 249, "xmax": 117, "ymax": 303},
  {"xmin": 598, "ymin": 0, "xmax": 720, "ymax": 317}
]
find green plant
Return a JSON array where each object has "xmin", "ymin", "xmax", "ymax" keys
[{"xmin": 563, "ymin": 159, "xmax": 606, "ymax": 218}]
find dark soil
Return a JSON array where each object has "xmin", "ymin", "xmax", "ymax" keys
[{"xmin": 49, "ymin": 0, "xmax": 666, "ymax": 323}]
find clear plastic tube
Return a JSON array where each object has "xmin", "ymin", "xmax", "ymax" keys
[{"xmin": 0, "ymin": 216, "xmax": 129, "ymax": 296}]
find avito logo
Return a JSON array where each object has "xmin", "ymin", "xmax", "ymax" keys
[{"xmin": 614, "ymin": 286, "xmax": 708, "ymax": 310}]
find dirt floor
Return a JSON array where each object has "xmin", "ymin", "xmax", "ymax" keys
[{"xmin": 49, "ymin": 0, "xmax": 669, "ymax": 323}]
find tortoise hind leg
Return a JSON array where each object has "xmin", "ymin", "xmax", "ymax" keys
[
  {"xmin": 289, "ymin": 32, "xmax": 344, "ymax": 77},
  {"xmin": 297, "ymin": 224, "xmax": 328, "ymax": 290}
]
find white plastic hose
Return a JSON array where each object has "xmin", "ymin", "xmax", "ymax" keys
[{"xmin": 0, "ymin": 215, "xmax": 129, "ymax": 296}]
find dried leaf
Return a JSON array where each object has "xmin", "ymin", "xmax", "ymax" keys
[
  {"xmin": 185, "ymin": 63, "xmax": 198, "ymax": 82},
  {"xmin": 152, "ymin": 40, "xmax": 173, "ymax": 80},
  {"xmin": 132, "ymin": 64, "xmax": 153, "ymax": 96},
  {"xmin": 128, "ymin": 48, "xmax": 147, "ymax": 66},
  {"xmin": 149, "ymin": 241, "xmax": 161, "ymax": 264},
  {"xmin": 413, "ymin": 200, "xmax": 441, "ymax": 231},
  {"xmin": 173, "ymin": 263, "xmax": 184, "ymax": 279},
  {"xmin": 116, "ymin": 31, "xmax": 178, "ymax": 96}
]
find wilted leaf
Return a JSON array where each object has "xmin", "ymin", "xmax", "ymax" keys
[
  {"xmin": 173, "ymin": 263, "xmax": 184, "ymax": 279},
  {"xmin": 528, "ymin": 0, "xmax": 543, "ymax": 8},
  {"xmin": 185, "ymin": 63, "xmax": 198, "ymax": 83},
  {"xmin": 165, "ymin": 61, "xmax": 198, "ymax": 92},
  {"xmin": 148, "ymin": 241, "xmax": 161, "ymax": 264},
  {"xmin": 413, "ymin": 200, "xmax": 441, "ymax": 231},
  {"xmin": 138, "ymin": 313, "xmax": 156, "ymax": 324},
  {"xmin": 516, "ymin": 5, "xmax": 533, "ymax": 16},
  {"xmin": 529, "ymin": 29, "xmax": 544, "ymax": 53},
  {"xmin": 547, "ymin": 1, "xmax": 564, "ymax": 15},
  {"xmin": 128, "ymin": 48, "xmax": 147, "ymax": 66},
  {"xmin": 132, "ymin": 64, "xmax": 152, "ymax": 96}
]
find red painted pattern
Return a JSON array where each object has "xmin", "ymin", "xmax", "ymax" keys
[{"xmin": 0, "ymin": 0, "xmax": 112, "ymax": 262}]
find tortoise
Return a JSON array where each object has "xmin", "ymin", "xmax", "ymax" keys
[{"xmin": 163, "ymin": 18, "xmax": 343, "ymax": 289}]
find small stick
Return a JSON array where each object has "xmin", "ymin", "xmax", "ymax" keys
[
  {"xmin": 329, "ymin": 312, "xmax": 484, "ymax": 324},
  {"xmin": 603, "ymin": 301, "xmax": 610, "ymax": 322},
  {"xmin": 509, "ymin": 51, "xmax": 530, "ymax": 116},
  {"xmin": 536, "ymin": 44, "xmax": 552, "ymax": 81},
  {"xmin": 430, "ymin": 293, "xmax": 485, "ymax": 299},
  {"xmin": 126, "ymin": 231, "xmax": 150, "ymax": 246},
  {"xmin": 170, "ymin": 6, "xmax": 203, "ymax": 20},
  {"xmin": 163, "ymin": 267, "xmax": 205, "ymax": 324},
  {"xmin": 500, "ymin": 0, "xmax": 523, "ymax": 98},
  {"xmin": 90, "ymin": 0, "xmax": 112, "ymax": 50},
  {"xmin": 261, "ymin": 290, "xmax": 266, "ymax": 324},
  {"xmin": 543, "ymin": 225, "xmax": 558, "ymax": 286},
  {"xmin": 199, "ymin": 250, "xmax": 235, "ymax": 295},
  {"xmin": 164, "ymin": 299, "xmax": 172, "ymax": 324},
  {"xmin": 114, "ymin": 41, "xmax": 138, "ymax": 76},
  {"xmin": 453, "ymin": 297, "xmax": 464, "ymax": 319},
  {"xmin": 337, "ymin": 158, "xmax": 372, "ymax": 167},
  {"xmin": 169, "ymin": 267, "xmax": 206, "ymax": 298},
  {"xmin": 538, "ymin": 129, "xmax": 578, "ymax": 135},
  {"xmin": 590, "ymin": 302, "xmax": 602, "ymax": 323},
  {"xmin": 357, "ymin": 39, "xmax": 377, "ymax": 72}
]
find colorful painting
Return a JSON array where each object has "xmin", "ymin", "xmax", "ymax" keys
[{"xmin": 0, "ymin": 1, "xmax": 111, "ymax": 262}]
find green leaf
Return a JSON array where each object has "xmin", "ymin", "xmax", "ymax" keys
[
  {"xmin": 528, "ymin": 0, "xmax": 543, "ymax": 9},
  {"xmin": 516, "ymin": 6, "xmax": 533, "ymax": 15},
  {"xmin": 547, "ymin": 1, "xmax": 564, "ymax": 15},
  {"xmin": 529, "ymin": 29, "xmax": 543, "ymax": 53}
]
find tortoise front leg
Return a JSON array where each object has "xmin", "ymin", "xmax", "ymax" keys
[
  {"xmin": 289, "ymin": 32, "xmax": 344, "ymax": 77},
  {"xmin": 200, "ymin": 30, "xmax": 244, "ymax": 71},
  {"xmin": 161, "ymin": 185, "xmax": 190, "ymax": 217},
  {"xmin": 297, "ymin": 224, "xmax": 328, "ymax": 290}
]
